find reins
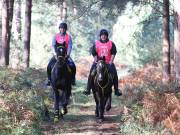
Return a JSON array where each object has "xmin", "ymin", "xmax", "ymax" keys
[{"xmin": 95, "ymin": 61, "xmax": 110, "ymax": 95}]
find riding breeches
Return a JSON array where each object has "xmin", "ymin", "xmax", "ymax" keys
[{"xmin": 107, "ymin": 64, "xmax": 119, "ymax": 90}]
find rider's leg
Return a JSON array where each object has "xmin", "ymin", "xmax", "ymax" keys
[
  {"xmin": 67, "ymin": 57, "xmax": 76, "ymax": 85},
  {"xmin": 109, "ymin": 64, "xmax": 122, "ymax": 96},
  {"xmin": 84, "ymin": 63, "xmax": 96, "ymax": 95},
  {"xmin": 46, "ymin": 56, "xmax": 56, "ymax": 86}
]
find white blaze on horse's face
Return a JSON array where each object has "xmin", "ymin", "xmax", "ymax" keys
[
  {"xmin": 60, "ymin": 48, "xmax": 63, "ymax": 53},
  {"xmin": 58, "ymin": 47, "xmax": 65, "ymax": 57}
]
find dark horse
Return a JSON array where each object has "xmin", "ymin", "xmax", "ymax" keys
[
  {"xmin": 92, "ymin": 57, "xmax": 113, "ymax": 123},
  {"xmin": 51, "ymin": 43, "xmax": 72, "ymax": 122}
]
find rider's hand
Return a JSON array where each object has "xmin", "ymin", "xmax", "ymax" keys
[
  {"xmin": 94, "ymin": 56, "xmax": 97, "ymax": 63},
  {"xmin": 65, "ymin": 55, "xmax": 69, "ymax": 61},
  {"xmin": 66, "ymin": 55, "xmax": 69, "ymax": 58},
  {"xmin": 109, "ymin": 61, "xmax": 113, "ymax": 65},
  {"xmin": 54, "ymin": 55, "xmax": 57, "ymax": 60}
]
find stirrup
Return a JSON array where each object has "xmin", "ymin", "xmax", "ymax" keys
[{"xmin": 54, "ymin": 115, "xmax": 59, "ymax": 123}]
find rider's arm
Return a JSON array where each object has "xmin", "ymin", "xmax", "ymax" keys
[
  {"xmin": 92, "ymin": 44, "xmax": 98, "ymax": 63},
  {"xmin": 52, "ymin": 35, "xmax": 56, "ymax": 55},
  {"xmin": 67, "ymin": 36, "xmax": 72, "ymax": 56},
  {"xmin": 110, "ymin": 42, "xmax": 117, "ymax": 64}
]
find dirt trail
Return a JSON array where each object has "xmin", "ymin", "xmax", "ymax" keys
[{"xmin": 41, "ymin": 105, "xmax": 123, "ymax": 135}]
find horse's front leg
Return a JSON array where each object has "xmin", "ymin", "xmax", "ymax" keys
[
  {"xmin": 98, "ymin": 98, "xmax": 105, "ymax": 123},
  {"xmin": 53, "ymin": 88, "xmax": 60, "ymax": 122},
  {"xmin": 105, "ymin": 94, "xmax": 112, "ymax": 111},
  {"xmin": 93, "ymin": 91, "xmax": 99, "ymax": 118},
  {"xmin": 61, "ymin": 86, "xmax": 70, "ymax": 115}
]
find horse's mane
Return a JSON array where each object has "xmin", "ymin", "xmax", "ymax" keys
[{"xmin": 97, "ymin": 56, "xmax": 106, "ymax": 62}]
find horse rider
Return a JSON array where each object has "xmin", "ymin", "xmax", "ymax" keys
[
  {"xmin": 46, "ymin": 22, "xmax": 76, "ymax": 86},
  {"xmin": 83, "ymin": 29, "xmax": 122, "ymax": 96}
]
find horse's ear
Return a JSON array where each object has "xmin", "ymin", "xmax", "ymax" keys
[
  {"xmin": 97, "ymin": 56, "xmax": 101, "ymax": 61},
  {"xmin": 103, "ymin": 56, "xmax": 105, "ymax": 61},
  {"xmin": 63, "ymin": 41, "xmax": 66, "ymax": 47}
]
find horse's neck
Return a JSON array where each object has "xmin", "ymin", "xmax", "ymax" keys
[
  {"xmin": 54, "ymin": 62, "xmax": 67, "ymax": 75},
  {"xmin": 96, "ymin": 72, "xmax": 109, "ymax": 86}
]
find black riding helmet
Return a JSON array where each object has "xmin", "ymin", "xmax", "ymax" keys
[
  {"xmin": 59, "ymin": 22, "xmax": 67, "ymax": 30},
  {"xmin": 100, "ymin": 29, "xmax": 108, "ymax": 37}
]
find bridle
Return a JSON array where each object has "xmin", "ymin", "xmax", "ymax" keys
[
  {"xmin": 56, "ymin": 45, "xmax": 72, "ymax": 73},
  {"xmin": 56, "ymin": 46, "xmax": 67, "ymax": 64},
  {"xmin": 95, "ymin": 60, "xmax": 110, "ymax": 95}
]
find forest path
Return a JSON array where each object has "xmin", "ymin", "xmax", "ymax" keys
[{"xmin": 41, "ymin": 102, "xmax": 123, "ymax": 135}]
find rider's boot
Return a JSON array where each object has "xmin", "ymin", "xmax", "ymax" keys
[
  {"xmin": 84, "ymin": 68, "xmax": 96, "ymax": 95},
  {"xmin": 72, "ymin": 66, "xmax": 76, "ymax": 85},
  {"xmin": 46, "ymin": 66, "xmax": 51, "ymax": 86},
  {"xmin": 114, "ymin": 74, "xmax": 122, "ymax": 96},
  {"xmin": 83, "ymin": 74, "xmax": 91, "ymax": 95}
]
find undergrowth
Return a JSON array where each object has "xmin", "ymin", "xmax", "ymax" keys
[
  {"xmin": 0, "ymin": 67, "xmax": 44, "ymax": 135},
  {"xmin": 0, "ymin": 64, "xmax": 180, "ymax": 135}
]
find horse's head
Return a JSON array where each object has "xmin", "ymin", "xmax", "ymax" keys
[
  {"xmin": 55, "ymin": 43, "xmax": 67, "ymax": 66},
  {"xmin": 96, "ymin": 56, "xmax": 107, "ymax": 82}
]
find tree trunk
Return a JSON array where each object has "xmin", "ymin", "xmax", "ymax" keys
[
  {"xmin": 162, "ymin": 0, "xmax": 170, "ymax": 83},
  {"xmin": 174, "ymin": 0, "xmax": 180, "ymax": 83},
  {"xmin": 62, "ymin": 0, "xmax": 67, "ymax": 21},
  {"xmin": 14, "ymin": 0, "xmax": 21, "ymax": 40},
  {"xmin": 7, "ymin": 0, "xmax": 14, "ymax": 46},
  {"xmin": 0, "ymin": 1, "xmax": 2, "ymax": 58},
  {"xmin": 12, "ymin": 0, "xmax": 22, "ymax": 68},
  {"xmin": 59, "ymin": 0, "xmax": 63, "ymax": 20},
  {"xmin": 72, "ymin": 0, "xmax": 77, "ymax": 16},
  {"xmin": 23, "ymin": 0, "xmax": 32, "ymax": 68},
  {"xmin": 1, "ymin": 0, "xmax": 10, "ymax": 66},
  {"xmin": 1, "ymin": 0, "xmax": 14, "ymax": 66},
  {"xmin": 58, "ymin": 0, "xmax": 67, "ymax": 21}
]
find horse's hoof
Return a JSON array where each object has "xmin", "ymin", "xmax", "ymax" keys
[
  {"xmin": 97, "ymin": 118, "xmax": 103, "ymax": 123},
  {"xmin": 106, "ymin": 105, "xmax": 111, "ymax": 111},
  {"xmin": 95, "ymin": 111, "xmax": 99, "ymax": 118},
  {"xmin": 54, "ymin": 117, "xmax": 59, "ymax": 123},
  {"xmin": 61, "ymin": 107, "xmax": 67, "ymax": 115}
]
